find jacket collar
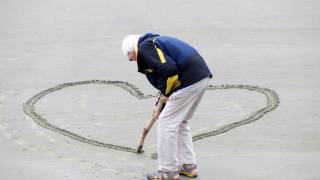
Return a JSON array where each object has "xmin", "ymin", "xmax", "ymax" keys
[
  {"xmin": 136, "ymin": 33, "xmax": 159, "ymax": 73},
  {"xmin": 138, "ymin": 33, "xmax": 159, "ymax": 46}
]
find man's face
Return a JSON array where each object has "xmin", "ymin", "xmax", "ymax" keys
[{"xmin": 127, "ymin": 50, "xmax": 137, "ymax": 62}]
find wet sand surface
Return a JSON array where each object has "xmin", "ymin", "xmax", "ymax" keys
[{"xmin": 1, "ymin": 0, "xmax": 320, "ymax": 179}]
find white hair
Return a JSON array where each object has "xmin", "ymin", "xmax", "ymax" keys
[{"xmin": 121, "ymin": 34, "xmax": 142, "ymax": 55}]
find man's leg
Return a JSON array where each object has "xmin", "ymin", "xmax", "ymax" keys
[
  {"xmin": 157, "ymin": 95, "xmax": 189, "ymax": 172},
  {"xmin": 177, "ymin": 78, "xmax": 208, "ymax": 165},
  {"xmin": 177, "ymin": 121, "xmax": 196, "ymax": 165},
  {"xmin": 157, "ymin": 77, "xmax": 210, "ymax": 172}
]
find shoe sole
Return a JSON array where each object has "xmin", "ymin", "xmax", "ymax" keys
[
  {"xmin": 179, "ymin": 171, "xmax": 198, "ymax": 178},
  {"xmin": 150, "ymin": 178, "xmax": 179, "ymax": 180}
]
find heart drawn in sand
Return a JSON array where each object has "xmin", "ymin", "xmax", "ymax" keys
[{"xmin": 23, "ymin": 80, "xmax": 279, "ymax": 158}]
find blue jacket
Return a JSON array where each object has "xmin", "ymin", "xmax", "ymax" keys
[{"xmin": 137, "ymin": 33, "xmax": 212, "ymax": 96}]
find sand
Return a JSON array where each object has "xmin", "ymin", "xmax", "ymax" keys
[{"xmin": 1, "ymin": 0, "xmax": 320, "ymax": 179}]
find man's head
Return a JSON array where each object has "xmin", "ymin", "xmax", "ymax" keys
[{"xmin": 122, "ymin": 34, "xmax": 141, "ymax": 61}]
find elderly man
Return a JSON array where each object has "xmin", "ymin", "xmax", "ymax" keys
[{"xmin": 122, "ymin": 33, "xmax": 212, "ymax": 180}]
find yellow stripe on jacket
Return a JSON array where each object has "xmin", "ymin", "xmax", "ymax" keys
[
  {"xmin": 156, "ymin": 48, "xmax": 166, "ymax": 63},
  {"xmin": 165, "ymin": 74, "xmax": 179, "ymax": 95}
]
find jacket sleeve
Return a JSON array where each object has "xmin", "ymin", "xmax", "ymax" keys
[{"xmin": 139, "ymin": 43, "xmax": 179, "ymax": 96}]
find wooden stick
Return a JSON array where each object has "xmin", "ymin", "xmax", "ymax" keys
[
  {"xmin": 136, "ymin": 115, "xmax": 158, "ymax": 153},
  {"xmin": 137, "ymin": 96, "xmax": 166, "ymax": 153}
]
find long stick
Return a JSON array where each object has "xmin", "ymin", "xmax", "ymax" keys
[
  {"xmin": 136, "ymin": 115, "xmax": 158, "ymax": 153},
  {"xmin": 137, "ymin": 96, "xmax": 166, "ymax": 153}
]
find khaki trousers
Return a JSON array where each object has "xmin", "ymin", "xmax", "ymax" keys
[{"xmin": 157, "ymin": 77, "xmax": 210, "ymax": 172}]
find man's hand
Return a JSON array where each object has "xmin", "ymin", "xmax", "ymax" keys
[
  {"xmin": 153, "ymin": 94, "xmax": 168, "ymax": 119},
  {"xmin": 160, "ymin": 94, "xmax": 168, "ymax": 103},
  {"xmin": 172, "ymin": 80, "xmax": 181, "ymax": 91}
]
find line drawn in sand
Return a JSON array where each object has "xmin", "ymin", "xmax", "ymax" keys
[{"xmin": 23, "ymin": 80, "xmax": 280, "ymax": 159}]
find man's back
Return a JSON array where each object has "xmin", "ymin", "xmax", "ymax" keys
[
  {"xmin": 137, "ymin": 33, "xmax": 212, "ymax": 92},
  {"xmin": 153, "ymin": 35, "xmax": 199, "ymax": 64}
]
